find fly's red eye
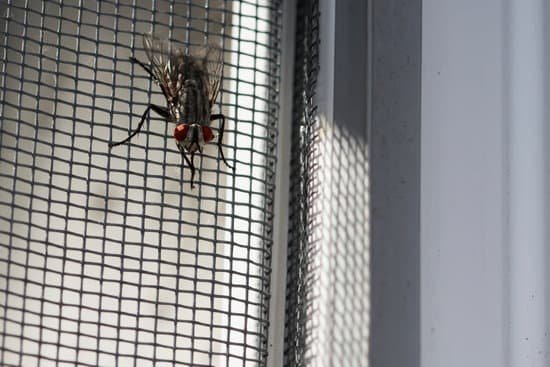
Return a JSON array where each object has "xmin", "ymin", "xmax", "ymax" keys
[
  {"xmin": 174, "ymin": 124, "xmax": 189, "ymax": 141},
  {"xmin": 202, "ymin": 126, "xmax": 214, "ymax": 142}
]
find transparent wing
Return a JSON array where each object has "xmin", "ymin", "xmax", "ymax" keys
[
  {"xmin": 142, "ymin": 33, "xmax": 187, "ymax": 109},
  {"xmin": 142, "ymin": 33, "xmax": 172, "ymax": 82},
  {"xmin": 194, "ymin": 43, "xmax": 224, "ymax": 108}
]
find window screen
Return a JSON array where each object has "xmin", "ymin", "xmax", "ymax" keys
[
  {"xmin": 284, "ymin": 0, "xmax": 319, "ymax": 364},
  {"xmin": 0, "ymin": 1, "xmax": 281, "ymax": 366},
  {"xmin": 284, "ymin": 0, "xmax": 370, "ymax": 366}
]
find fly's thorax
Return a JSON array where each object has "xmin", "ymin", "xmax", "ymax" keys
[
  {"xmin": 180, "ymin": 76, "xmax": 211, "ymax": 126},
  {"xmin": 174, "ymin": 122, "xmax": 215, "ymax": 153}
]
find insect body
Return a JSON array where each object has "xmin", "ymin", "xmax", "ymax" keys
[{"xmin": 109, "ymin": 34, "xmax": 233, "ymax": 188}]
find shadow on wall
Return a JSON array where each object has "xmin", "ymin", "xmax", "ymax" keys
[{"xmin": 312, "ymin": 115, "xmax": 370, "ymax": 366}]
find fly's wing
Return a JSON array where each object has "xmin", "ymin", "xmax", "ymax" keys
[
  {"xmin": 142, "ymin": 33, "xmax": 189, "ymax": 111},
  {"xmin": 143, "ymin": 33, "xmax": 172, "ymax": 78},
  {"xmin": 195, "ymin": 44, "xmax": 224, "ymax": 109}
]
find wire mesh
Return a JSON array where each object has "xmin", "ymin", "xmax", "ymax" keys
[
  {"xmin": 284, "ymin": 0, "xmax": 320, "ymax": 365},
  {"xmin": 0, "ymin": 0, "xmax": 281, "ymax": 366},
  {"xmin": 284, "ymin": 0, "xmax": 370, "ymax": 366}
]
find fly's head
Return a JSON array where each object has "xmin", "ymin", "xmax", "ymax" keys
[{"xmin": 174, "ymin": 123, "xmax": 215, "ymax": 153}]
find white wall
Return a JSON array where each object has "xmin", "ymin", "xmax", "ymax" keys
[{"xmin": 422, "ymin": 1, "xmax": 550, "ymax": 366}]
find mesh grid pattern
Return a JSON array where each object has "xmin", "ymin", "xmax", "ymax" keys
[
  {"xmin": 284, "ymin": 0, "xmax": 319, "ymax": 365},
  {"xmin": 0, "ymin": 1, "xmax": 281, "ymax": 366},
  {"xmin": 284, "ymin": 0, "xmax": 370, "ymax": 366}
]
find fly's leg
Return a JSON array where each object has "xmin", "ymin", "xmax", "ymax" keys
[
  {"xmin": 129, "ymin": 57, "xmax": 172, "ymax": 101},
  {"xmin": 210, "ymin": 113, "xmax": 234, "ymax": 170},
  {"xmin": 130, "ymin": 57, "xmax": 155, "ymax": 80},
  {"xmin": 190, "ymin": 151, "xmax": 196, "ymax": 187},
  {"xmin": 177, "ymin": 144, "xmax": 196, "ymax": 189},
  {"xmin": 109, "ymin": 104, "xmax": 169, "ymax": 147}
]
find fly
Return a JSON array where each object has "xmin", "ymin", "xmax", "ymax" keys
[{"xmin": 109, "ymin": 33, "xmax": 233, "ymax": 188}]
